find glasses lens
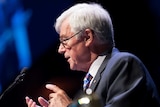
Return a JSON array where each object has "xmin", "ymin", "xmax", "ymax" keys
[{"xmin": 59, "ymin": 30, "xmax": 83, "ymax": 48}]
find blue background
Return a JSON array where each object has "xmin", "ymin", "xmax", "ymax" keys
[{"xmin": 0, "ymin": 0, "xmax": 160, "ymax": 106}]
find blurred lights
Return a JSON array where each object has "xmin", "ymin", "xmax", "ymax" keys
[{"xmin": 78, "ymin": 97, "xmax": 90, "ymax": 105}]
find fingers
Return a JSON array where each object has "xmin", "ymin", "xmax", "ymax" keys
[
  {"xmin": 25, "ymin": 96, "xmax": 48, "ymax": 107},
  {"xmin": 45, "ymin": 84, "xmax": 61, "ymax": 92},
  {"xmin": 25, "ymin": 96, "xmax": 30, "ymax": 104},
  {"xmin": 38, "ymin": 96, "xmax": 49, "ymax": 107},
  {"xmin": 45, "ymin": 84, "xmax": 72, "ymax": 107},
  {"xmin": 25, "ymin": 96, "xmax": 37, "ymax": 107}
]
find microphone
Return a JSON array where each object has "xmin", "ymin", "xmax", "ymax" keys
[
  {"xmin": 0, "ymin": 67, "xmax": 28, "ymax": 100},
  {"xmin": 14, "ymin": 67, "xmax": 27, "ymax": 83}
]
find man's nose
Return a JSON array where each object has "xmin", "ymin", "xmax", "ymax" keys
[{"xmin": 58, "ymin": 43, "xmax": 66, "ymax": 54}]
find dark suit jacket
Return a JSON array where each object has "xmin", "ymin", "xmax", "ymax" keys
[{"xmin": 89, "ymin": 47, "xmax": 160, "ymax": 107}]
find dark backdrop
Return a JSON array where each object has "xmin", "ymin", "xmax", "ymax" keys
[{"xmin": 0, "ymin": 0, "xmax": 160, "ymax": 106}]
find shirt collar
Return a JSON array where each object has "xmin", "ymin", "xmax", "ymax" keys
[{"xmin": 88, "ymin": 55, "xmax": 106, "ymax": 78}]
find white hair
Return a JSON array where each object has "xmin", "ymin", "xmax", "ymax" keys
[{"xmin": 54, "ymin": 2, "xmax": 115, "ymax": 46}]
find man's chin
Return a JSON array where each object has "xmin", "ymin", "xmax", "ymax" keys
[{"xmin": 69, "ymin": 64, "xmax": 77, "ymax": 71}]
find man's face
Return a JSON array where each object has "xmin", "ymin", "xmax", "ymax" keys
[{"xmin": 58, "ymin": 20, "xmax": 91, "ymax": 72}]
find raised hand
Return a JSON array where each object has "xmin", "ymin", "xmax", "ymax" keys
[
  {"xmin": 46, "ymin": 84, "xmax": 72, "ymax": 107},
  {"xmin": 25, "ymin": 96, "xmax": 49, "ymax": 107}
]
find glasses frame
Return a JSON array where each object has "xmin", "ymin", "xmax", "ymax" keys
[{"xmin": 59, "ymin": 30, "xmax": 83, "ymax": 48}]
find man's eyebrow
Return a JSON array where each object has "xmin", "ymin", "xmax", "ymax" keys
[{"xmin": 59, "ymin": 34, "xmax": 66, "ymax": 38}]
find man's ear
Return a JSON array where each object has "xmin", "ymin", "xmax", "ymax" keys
[{"xmin": 84, "ymin": 29, "xmax": 94, "ymax": 46}]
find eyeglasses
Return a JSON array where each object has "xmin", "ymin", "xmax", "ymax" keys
[{"xmin": 59, "ymin": 30, "xmax": 83, "ymax": 48}]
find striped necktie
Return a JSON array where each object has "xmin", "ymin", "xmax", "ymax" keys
[{"xmin": 83, "ymin": 73, "xmax": 93, "ymax": 91}]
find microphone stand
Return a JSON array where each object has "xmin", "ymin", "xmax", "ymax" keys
[{"xmin": 0, "ymin": 67, "xmax": 27, "ymax": 101}]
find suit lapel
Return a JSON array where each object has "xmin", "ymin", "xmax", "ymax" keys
[
  {"xmin": 89, "ymin": 47, "xmax": 119, "ymax": 91},
  {"xmin": 90, "ymin": 54, "xmax": 111, "ymax": 91}
]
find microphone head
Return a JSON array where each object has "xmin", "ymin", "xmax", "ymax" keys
[
  {"xmin": 0, "ymin": 67, "xmax": 28, "ymax": 100},
  {"xmin": 20, "ymin": 67, "xmax": 28, "ymax": 74},
  {"xmin": 15, "ymin": 67, "xmax": 28, "ymax": 83}
]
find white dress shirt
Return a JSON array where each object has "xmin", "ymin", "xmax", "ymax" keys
[{"xmin": 86, "ymin": 55, "xmax": 106, "ymax": 86}]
